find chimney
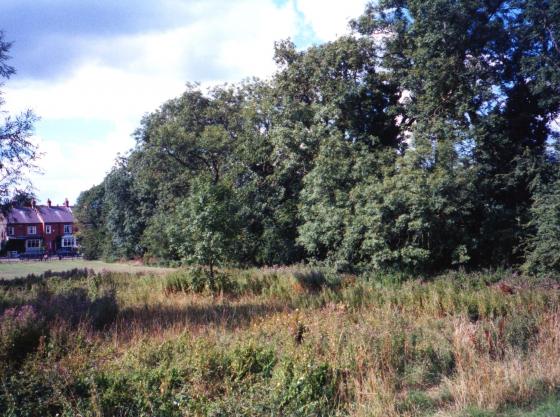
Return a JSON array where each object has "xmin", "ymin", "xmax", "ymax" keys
[
  {"xmin": 31, "ymin": 199, "xmax": 36, "ymax": 209},
  {"xmin": 47, "ymin": 199, "xmax": 52, "ymax": 208},
  {"xmin": 64, "ymin": 198, "xmax": 69, "ymax": 208}
]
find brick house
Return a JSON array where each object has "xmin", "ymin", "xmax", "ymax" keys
[{"xmin": 0, "ymin": 199, "xmax": 78, "ymax": 256}]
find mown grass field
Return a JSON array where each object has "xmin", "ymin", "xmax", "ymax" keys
[
  {"xmin": 1, "ymin": 266, "xmax": 560, "ymax": 416},
  {"xmin": 0, "ymin": 259, "xmax": 174, "ymax": 279}
]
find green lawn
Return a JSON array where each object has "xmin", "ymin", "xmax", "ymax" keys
[
  {"xmin": 465, "ymin": 397, "xmax": 560, "ymax": 417},
  {"xmin": 0, "ymin": 259, "xmax": 174, "ymax": 279},
  {"xmin": 500, "ymin": 398, "xmax": 560, "ymax": 417}
]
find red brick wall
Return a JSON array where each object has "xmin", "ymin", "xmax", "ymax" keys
[
  {"xmin": 8, "ymin": 222, "xmax": 77, "ymax": 252},
  {"xmin": 9, "ymin": 223, "xmax": 42, "ymax": 237}
]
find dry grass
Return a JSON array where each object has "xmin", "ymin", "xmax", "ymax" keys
[
  {"xmin": 1, "ymin": 268, "xmax": 560, "ymax": 416},
  {"xmin": 442, "ymin": 312, "xmax": 560, "ymax": 412}
]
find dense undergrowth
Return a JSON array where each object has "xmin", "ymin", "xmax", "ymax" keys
[{"xmin": 1, "ymin": 267, "xmax": 559, "ymax": 416}]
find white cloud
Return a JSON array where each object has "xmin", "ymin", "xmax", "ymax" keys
[
  {"xmin": 5, "ymin": 0, "xmax": 298, "ymax": 121},
  {"xmin": 30, "ymin": 123, "xmax": 136, "ymax": 205},
  {"xmin": 3, "ymin": 0, "xmax": 299, "ymax": 203},
  {"xmin": 2, "ymin": 0, "xmax": 369, "ymax": 203},
  {"xmin": 295, "ymin": 0, "xmax": 369, "ymax": 41}
]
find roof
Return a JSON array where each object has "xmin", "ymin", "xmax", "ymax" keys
[
  {"xmin": 5, "ymin": 205, "xmax": 74, "ymax": 224},
  {"xmin": 36, "ymin": 206, "xmax": 74, "ymax": 223},
  {"xmin": 6, "ymin": 207, "xmax": 41, "ymax": 224}
]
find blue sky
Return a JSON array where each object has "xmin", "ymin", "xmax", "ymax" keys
[{"xmin": 1, "ymin": 0, "xmax": 369, "ymax": 205}]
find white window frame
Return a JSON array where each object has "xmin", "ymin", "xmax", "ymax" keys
[
  {"xmin": 27, "ymin": 226, "xmax": 37, "ymax": 235},
  {"xmin": 26, "ymin": 239, "xmax": 41, "ymax": 249},
  {"xmin": 45, "ymin": 224, "xmax": 52, "ymax": 234},
  {"xmin": 7, "ymin": 226, "xmax": 14, "ymax": 236},
  {"xmin": 64, "ymin": 224, "xmax": 72, "ymax": 234},
  {"xmin": 61, "ymin": 237, "xmax": 76, "ymax": 248}
]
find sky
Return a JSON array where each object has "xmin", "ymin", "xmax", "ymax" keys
[{"xmin": 0, "ymin": 0, "xmax": 370, "ymax": 205}]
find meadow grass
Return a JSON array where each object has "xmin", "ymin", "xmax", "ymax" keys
[
  {"xmin": 0, "ymin": 267, "xmax": 559, "ymax": 416},
  {"xmin": 0, "ymin": 259, "xmax": 174, "ymax": 279}
]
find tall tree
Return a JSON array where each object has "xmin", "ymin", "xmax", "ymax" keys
[
  {"xmin": 75, "ymin": 184, "xmax": 107, "ymax": 260},
  {"xmin": 274, "ymin": 36, "xmax": 400, "ymax": 269},
  {"xmin": 351, "ymin": 0, "xmax": 560, "ymax": 269},
  {"xmin": 0, "ymin": 31, "xmax": 39, "ymax": 199}
]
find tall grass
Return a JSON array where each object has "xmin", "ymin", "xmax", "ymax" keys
[{"xmin": 0, "ymin": 267, "xmax": 559, "ymax": 416}]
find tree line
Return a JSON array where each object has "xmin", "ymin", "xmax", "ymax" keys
[{"xmin": 76, "ymin": 0, "xmax": 560, "ymax": 275}]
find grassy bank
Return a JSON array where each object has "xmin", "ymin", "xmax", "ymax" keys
[
  {"xmin": 0, "ymin": 259, "xmax": 174, "ymax": 279},
  {"xmin": 1, "ymin": 267, "xmax": 559, "ymax": 416}
]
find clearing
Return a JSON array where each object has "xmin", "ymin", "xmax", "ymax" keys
[{"xmin": 0, "ymin": 259, "xmax": 173, "ymax": 279}]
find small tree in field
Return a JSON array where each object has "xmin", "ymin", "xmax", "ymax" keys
[{"xmin": 169, "ymin": 180, "xmax": 240, "ymax": 278}]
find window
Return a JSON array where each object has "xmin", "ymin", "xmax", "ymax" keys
[
  {"xmin": 27, "ymin": 226, "xmax": 37, "ymax": 235},
  {"xmin": 7, "ymin": 227, "xmax": 14, "ymax": 236},
  {"xmin": 64, "ymin": 224, "xmax": 72, "ymax": 234},
  {"xmin": 45, "ymin": 225, "xmax": 52, "ymax": 234},
  {"xmin": 61, "ymin": 237, "xmax": 75, "ymax": 248},
  {"xmin": 26, "ymin": 239, "xmax": 41, "ymax": 249}
]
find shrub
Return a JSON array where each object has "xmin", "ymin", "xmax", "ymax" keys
[
  {"xmin": 164, "ymin": 268, "xmax": 237, "ymax": 295},
  {"xmin": 276, "ymin": 361, "xmax": 340, "ymax": 415},
  {"xmin": 89, "ymin": 289, "xmax": 120, "ymax": 329},
  {"xmin": 165, "ymin": 269, "xmax": 205, "ymax": 294},
  {"xmin": 197, "ymin": 349, "xmax": 233, "ymax": 393},
  {"xmin": 397, "ymin": 390, "xmax": 436, "ymax": 414},
  {"xmin": 293, "ymin": 268, "xmax": 340, "ymax": 292},
  {"xmin": 36, "ymin": 287, "xmax": 119, "ymax": 330},
  {"xmin": 0, "ymin": 305, "xmax": 44, "ymax": 364},
  {"xmin": 293, "ymin": 269, "xmax": 326, "ymax": 292},
  {"xmin": 503, "ymin": 313, "xmax": 539, "ymax": 352},
  {"xmin": 230, "ymin": 345, "xmax": 276, "ymax": 381},
  {"xmin": 0, "ymin": 363, "xmax": 66, "ymax": 416}
]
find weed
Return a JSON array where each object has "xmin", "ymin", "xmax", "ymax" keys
[
  {"xmin": 0, "ymin": 305, "xmax": 43, "ymax": 364},
  {"xmin": 0, "ymin": 268, "xmax": 559, "ymax": 416}
]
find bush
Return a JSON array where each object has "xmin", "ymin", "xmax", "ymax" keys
[
  {"xmin": 36, "ymin": 287, "xmax": 119, "ymax": 330},
  {"xmin": 276, "ymin": 361, "xmax": 340, "ymax": 415},
  {"xmin": 0, "ymin": 305, "xmax": 44, "ymax": 364},
  {"xmin": 164, "ymin": 268, "xmax": 237, "ymax": 295},
  {"xmin": 230, "ymin": 345, "xmax": 276, "ymax": 381},
  {"xmin": 293, "ymin": 268, "xmax": 340, "ymax": 292},
  {"xmin": 89, "ymin": 289, "xmax": 120, "ymax": 329},
  {"xmin": 503, "ymin": 313, "xmax": 539, "ymax": 352}
]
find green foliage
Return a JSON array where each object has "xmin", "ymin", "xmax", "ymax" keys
[
  {"xmin": 524, "ymin": 177, "xmax": 560, "ymax": 275},
  {"xmin": 0, "ymin": 32, "xmax": 39, "ymax": 199},
  {"xmin": 293, "ymin": 268, "xmax": 341, "ymax": 292},
  {"xmin": 75, "ymin": 0, "xmax": 560, "ymax": 274},
  {"xmin": 75, "ymin": 184, "xmax": 108, "ymax": 259},
  {"xmin": 230, "ymin": 345, "xmax": 276, "ymax": 381},
  {"xmin": 0, "ymin": 305, "xmax": 43, "ymax": 364},
  {"xmin": 164, "ymin": 268, "xmax": 237, "ymax": 295},
  {"xmin": 356, "ymin": 153, "xmax": 478, "ymax": 272},
  {"xmin": 275, "ymin": 361, "xmax": 340, "ymax": 416},
  {"xmin": 1, "ymin": 269, "xmax": 560, "ymax": 416},
  {"xmin": 167, "ymin": 180, "xmax": 242, "ymax": 273}
]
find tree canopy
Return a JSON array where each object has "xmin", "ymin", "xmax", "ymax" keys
[
  {"xmin": 76, "ymin": 0, "xmax": 560, "ymax": 275},
  {"xmin": 0, "ymin": 31, "xmax": 39, "ymax": 202}
]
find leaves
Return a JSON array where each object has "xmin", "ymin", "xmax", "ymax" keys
[
  {"xmin": 0, "ymin": 32, "xmax": 39, "ymax": 199},
  {"xmin": 75, "ymin": 1, "xmax": 560, "ymax": 273}
]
